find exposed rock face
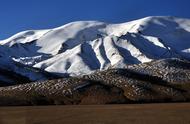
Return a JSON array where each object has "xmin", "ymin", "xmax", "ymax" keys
[{"xmin": 0, "ymin": 58, "xmax": 189, "ymax": 105}]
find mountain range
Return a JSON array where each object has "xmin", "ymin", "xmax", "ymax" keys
[{"xmin": 0, "ymin": 16, "xmax": 190, "ymax": 105}]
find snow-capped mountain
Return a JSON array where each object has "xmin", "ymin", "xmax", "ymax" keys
[{"xmin": 0, "ymin": 16, "xmax": 190, "ymax": 84}]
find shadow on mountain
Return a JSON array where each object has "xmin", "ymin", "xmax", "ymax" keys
[
  {"xmin": 79, "ymin": 42, "xmax": 101, "ymax": 70},
  {"xmin": 59, "ymin": 24, "xmax": 107, "ymax": 52},
  {"xmin": 119, "ymin": 33, "xmax": 174, "ymax": 59},
  {"xmin": 112, "ymin": 39, "xmax": 141, "ymax": 64},
  {"xmin": 139, "ymin": 17, "xmax": 190, "ymax": 57},
  {"xmin": 10, "ymin": 40, "xmax": 52, "ymax": 57}
]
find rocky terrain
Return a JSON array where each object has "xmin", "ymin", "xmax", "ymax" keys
[{"xmin": 0, "ymin": 58, "xmax": 189, "ymax": 105}]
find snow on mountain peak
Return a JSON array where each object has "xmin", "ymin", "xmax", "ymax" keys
[{"xmin": 0, "ymin": 16, "xmax": 190, "ymax": 82}]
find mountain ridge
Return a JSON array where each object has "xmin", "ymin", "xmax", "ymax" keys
[{"xmin": 0, "ymin": 16, "xmax": 190, "ymax": 84}]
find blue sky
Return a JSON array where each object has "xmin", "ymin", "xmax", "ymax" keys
[{"xmin": 0, "ymin": 0, "xmax": 190, "ymax": 40}]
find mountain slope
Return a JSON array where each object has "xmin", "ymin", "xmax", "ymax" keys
[
  {"xmin": 0, "ymin": 58, "xmax": 189, "ymax": 105},
  {"xmin": 0, "ymin": 16, "xmax": 190, "ymax": 84}
]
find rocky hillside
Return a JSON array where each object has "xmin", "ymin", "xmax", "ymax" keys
[{"xmin": 0, "ymin": 58, "xmax": 189, "ymax": 105}]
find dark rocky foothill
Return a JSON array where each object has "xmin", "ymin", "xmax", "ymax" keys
[{"xmin": 0, "ymin": 58, "xmax": 189, "ymax": 106}]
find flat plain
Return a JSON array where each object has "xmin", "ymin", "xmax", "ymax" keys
[{"xmin": 0, "ymin": 103, "xmax": 190, "ymax": 124}]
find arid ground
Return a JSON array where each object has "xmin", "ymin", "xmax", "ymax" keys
[{"xmin": 0, "ymin": 103, "xmax": 190, "ymax": 124}]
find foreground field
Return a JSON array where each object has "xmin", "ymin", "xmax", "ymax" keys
[{"xmin": 0, "ymin": 103, "xmax": 190, "ymax": 124}]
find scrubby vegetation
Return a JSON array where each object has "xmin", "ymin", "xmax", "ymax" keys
[{"xmin": 0, "ymin": 58, "xmax": 189, "ymax": 105}]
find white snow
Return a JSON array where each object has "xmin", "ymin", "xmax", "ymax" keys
[
  {"xmin": 0, "ymin": 16, "xmax": 190, "ymax": 82},
  {"xmin": 0, "ymin": 30, "xmax": 50, "ymax": 46}
]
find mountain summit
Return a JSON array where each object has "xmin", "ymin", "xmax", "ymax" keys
[{"xmin": 0, "ymin": 16, "xmax": 190, "ymax": 84}]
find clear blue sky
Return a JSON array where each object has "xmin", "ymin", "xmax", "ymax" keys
[{"xmin": 0, "ymin": 0, "xmax": 190, "ymax": 40}]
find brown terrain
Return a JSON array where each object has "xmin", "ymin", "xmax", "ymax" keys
[
  {"xmin": 0, "ymin": 58, "xmax": 189, "ymax": 105},
  {"xmin": 0, "ymin": 103, "xmax": 190, "ymax": 124}
]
